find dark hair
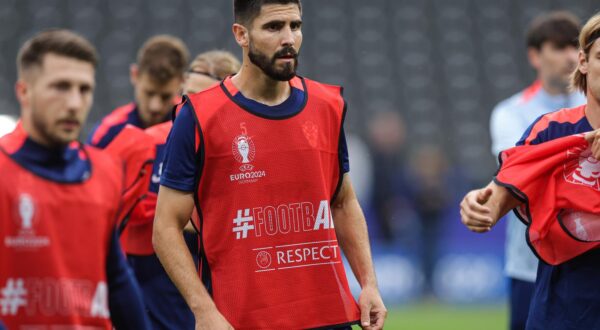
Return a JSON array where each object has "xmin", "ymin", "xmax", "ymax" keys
[
  {"xmin": 17, "ymin": 29, "xmax": 97, "ymax": 77},
  {"xmin": 137, "ymin": 35, "xmax": 190, "ymax": 84},
  {"xmin": 234, "ymin": 0, "xmax": 301, "ymax": 25},
  {"xmin": 526, "ymin": 11, "xmax": 580, "ymax": 50}
]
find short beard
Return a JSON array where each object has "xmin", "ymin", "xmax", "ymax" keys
[
  {"xmin": 248, "ymin": 41, "xmax": 298, "ymax": 81},
  {"xmin": 31, "ymin": 108, "xmax": 72, "ymax": 148}
]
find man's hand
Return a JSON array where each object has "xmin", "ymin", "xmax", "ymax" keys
[
  {"xmin": 460, "ymin": 188, "xmax": 494, "ymax": 233},
  {"xmin": 195, "ymin": 308, "xmax": 234, "ymax": 330},
  {"xmin": 585, "ymin": 129, "xmax": 600, "ymax": 159},
  {"xmin": 358, "ymin": 286, "xmax": 387, "ymax": 330}
]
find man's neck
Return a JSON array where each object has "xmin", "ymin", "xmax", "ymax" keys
[
  {"xmin": 585, "ymin": 92, "xmax": 600, "ymax": 129},
  {"xmin": 230, "ymin": 62, "xmax": 291, "ymax": 106},
  {"xmin": 540, "ymin": 78, "xmax": 569, "ymax": 96},
  {"xmin": 21, "ymin": 120, "xmax": 60, "ymax": 150}
]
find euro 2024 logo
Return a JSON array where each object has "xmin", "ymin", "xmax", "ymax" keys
[
  {"xmin": 5, "ymin": 193, "xmax": 50, "ymax": 249},
  {"xmin": 232, "ymin": 123, "xmax": 256, "ymax": 172}
]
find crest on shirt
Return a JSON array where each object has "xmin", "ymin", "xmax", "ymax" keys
[
  {"xmin": 302, "ymin": 121, "xmax": 319, "ymax": 148},
  {"xmin": 564, "ymin": 145, "xmax": 600, "ymax": 191}
]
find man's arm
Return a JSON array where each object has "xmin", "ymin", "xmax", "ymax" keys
[
  {"xmin": 106, "ymin": 230, "xmax": 150, "ymax": 329},
  {"xmin": 332, "ymin": 174, "xmax": 386, "ymax": 330},
  {"xmin": 459, "ymin": 180, "xmax": 522, "ymax": 233},
  {"xmin": 152, "ymin": 185, "xmax": 233, "ymax": 330},
  {"xmin": 490, "ymin": 104, "xmax": 523, "ymax": 155}
]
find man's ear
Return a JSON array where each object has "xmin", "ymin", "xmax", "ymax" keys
[
  {"xmin": 233, "ymin": 23, "xmax": 249, "ymax": 48},
  {"xmin": 15, "ymin": 79, "xmax": 30, "ymax": 109},
  {"xmin": 130, "ymin": 63, "xmax": 139, "ymax": 86},
  {"xmin": 527, "ymin": 47, "xmax": 541, "ymax": 71},
  {"xmin": 578, "ymin": 49, "xmax": 589, "ymax": 75}
]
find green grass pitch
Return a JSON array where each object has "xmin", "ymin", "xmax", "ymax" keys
[{"xmin": 352, "ymin": 303, "xmax": 507, "ymax": 330}]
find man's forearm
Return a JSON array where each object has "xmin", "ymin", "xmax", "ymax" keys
[
  {"xmin": 332, "ymin": 198, "xmax": 377, "ymax": 288},
  {"xmin": 486, "ymin": 181, "xmax": 522, "ymax": 224},
  {"xmin": 153, "ymin": 223, "xmax": 215, "ymax": 316},
  {"xmin": 106, "ymin": 231, "xmax": 150, "ymax": 329}
]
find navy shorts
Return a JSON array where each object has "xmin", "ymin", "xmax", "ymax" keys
[
  {"xmin": 526, "ymin": 249, "xmax": 600, "ymax": 329},
  {"xmin": 127, "ymin": 231, "xmax": 198, "ymax": 330},
  {"xmin": 509, "ymin": 278, "xmax": 535, "ymax": 330}
]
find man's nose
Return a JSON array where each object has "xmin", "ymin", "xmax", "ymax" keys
[
  {"xmin": 281, "ymin": 26, "xmax": 296, "ymax": 47},
  {"xmin": 66, "ymin": 89, "xmax": 84, "ymax": 111},
  {"xmin": 149, "ymin": 96, "xmax": 164, "ymax": 112}
]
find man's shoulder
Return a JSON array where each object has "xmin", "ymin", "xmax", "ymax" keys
[
  {"xmin": 300, "ymin": 76, "xmax": 346, "ymax": 112},
  {"xmin": 492, "ymin": 90, "xmax": 528, "ymax": 116},
  {"xmin": 185, "ymin": 82, "xmax": 225, "ymax": 102},
  {"xmin": 81, "ymin": 146, "xmax": 125, "ymax": 202},
  {"xmin": 520, "ymin": 105, "xmax": 587, "ymax": 145},
  {"xmin": 301, "ymin": 76, "xmax": 341, "ymax": 94},
  {"xmin": 184, "ymin": 83, "xmax": 232, "ymax": 116},
  {"xmin": 534, "ymin": 105, "xmax": 586, "ymax": 124},
  {"xmin": 493, "ymin": 81, "xmax": 542, "ymax": 114},
  {"xmin": 145, "ymin": 121, "xmax": 173, "ymax": 144},
  {"xmin": 99, "ymin": 103, "xmax": 137, "ymax": 126},
  {"xmin": 88, "ymin": 103, "xmax": 137, "ymax": 148}
]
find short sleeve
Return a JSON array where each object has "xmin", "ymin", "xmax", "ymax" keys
[
  {"xmin": 516, "ymin": 115, "xmax": 546, "ymax": 146},
  {"xmin": 159, "ymin": 103, "xmax": 200, "ymax": 192},
  {"xmin": 339, "ymin": 126, "xmax": 350, "ymax": 173}
]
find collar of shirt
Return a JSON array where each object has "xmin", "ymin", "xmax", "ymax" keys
[
  {"xmin": 232, "ymin": 87, "xmax": 306, "ymax": 118},
  {"xmin": 3, "ymin": 124, "xmax": 91, "ymax": 183},
  {"xmin": 535, "ymin": 88, "xmax": 585, "ymax": 111},
  {"xmin": 131, "ymin": 104, "xmax": 172, "ymax": 129}
]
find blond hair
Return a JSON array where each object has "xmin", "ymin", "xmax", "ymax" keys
[
  {"xmin": 189, "ymin": 50, "xmax": 240, "ymax": 80},
  {"xmin": 572, "ymin": 13, "xmax": 600, "ymax": 94}
]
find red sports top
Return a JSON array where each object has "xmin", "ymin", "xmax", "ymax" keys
[
  {"xmin": 186, "ymin": 76, "xmax": 360, "ymax": 329},
  {"xmin": 102, "ymin": 125, "xmax": 154, "ymax": 228},
  {"xmin": 496, "ymin": 132, "xmax": 600, "ymax": 265},
  {"xmin": 124, "ymin": 122, "xmax": 172, "ymax": 255},
  {"xmin": 0, "ymin": 127, "xmax": 123, "ymax": 329}
]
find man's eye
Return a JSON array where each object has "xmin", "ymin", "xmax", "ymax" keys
[
  {"xmin": 54, "ymin": 82, "xmax": 70, "ymax": 91},
  {"xmin": 266, "ymin": 23, "xmax": 282, "ymax": 31}
]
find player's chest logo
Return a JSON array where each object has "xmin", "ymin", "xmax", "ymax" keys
[
  {"xmin": 5, "ymin": 193, "xmax": 50, "ymax": 250},
  {"xmin": 232, "ymin": 134, "xmax": 256, "ymax": 170},
  {"xmin": 302, "ymin": 121, "xmax": 319, "ymax": 148},
  {"xmin": 229, "ymin": 122, "xmax": 267, "ymax": 184},
  {"xmin": 564, "ymin": 145, "xmax": 600, "ymax": 191}
]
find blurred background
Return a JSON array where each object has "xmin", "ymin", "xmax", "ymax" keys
[{"xmin": 1, "ymin": 0, "xmax": 600, "ymax": 328}]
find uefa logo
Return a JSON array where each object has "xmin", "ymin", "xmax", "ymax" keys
[{"xmin": 256, "ymin": 251, "xmax": 272, "ymax": 269}]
